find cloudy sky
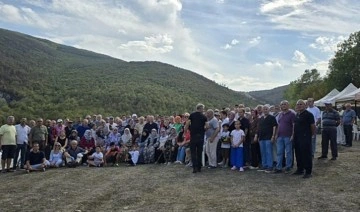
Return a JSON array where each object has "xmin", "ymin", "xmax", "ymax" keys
[{"xmin": 0, "ymin": 0, "xmax": 359, "ymax": 91}]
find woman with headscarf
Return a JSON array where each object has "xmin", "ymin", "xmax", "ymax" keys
[
  {"xmin": 143, "ymin": 128, "xmax": 158, "ymax": 163},
  {"xmin": 120, "ymin": 128, "xmax": 132, "ymax": 161},
  {"xmin": 164, "ymin": 127, "xmax": 177, "ymax": 165},
  {"xmin": 106, "ymin": 128, "xmax": 121, "ymax": 150},
  {"xmin": 79, "ymin": 129, "xmax": 96, "ymax": 164}
]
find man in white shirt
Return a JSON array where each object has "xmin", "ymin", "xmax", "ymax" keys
[
  {"xmin": 13, "ymin": 118, "xmax": 31, "ymax": 170},
  {"xmin": 306, "ymin": 98, "xmax": 321, "ymax": 158}
]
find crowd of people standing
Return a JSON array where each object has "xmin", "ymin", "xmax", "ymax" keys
[{"xmin": 0, "ymin": 98, "xmax": 356, "ymax": 179}]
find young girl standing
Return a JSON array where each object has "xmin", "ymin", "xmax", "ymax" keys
[{"xmin": 230, "ymin": 120, "xmax": 245, "ymax": 172}]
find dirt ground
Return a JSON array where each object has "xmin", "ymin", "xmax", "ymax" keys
[{"xmin": 1, "ymin": 137, "xmax": 359, "ymax": 212}]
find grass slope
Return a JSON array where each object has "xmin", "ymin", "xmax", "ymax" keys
[{"xmin": 0, "ymin": 28, "xmax": 258, "ymax": 121}]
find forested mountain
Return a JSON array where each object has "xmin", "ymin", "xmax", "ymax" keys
[
  {"xmin": 0, "ymin": 28, "xmax": 258, "ymax": 121},
  {"xmin": 247, "ymin": 85, "xmax": 289, "ymax": 105}
]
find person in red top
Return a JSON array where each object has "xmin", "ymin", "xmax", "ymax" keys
[
  {"xmin": 79, "ymin": 130, "xmax": 95, "ymax": 164},
  {"xmin": 105, "ymin": 142, "xmax": 121, "ymax": 166}
]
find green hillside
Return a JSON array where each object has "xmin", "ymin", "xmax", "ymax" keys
[
  {"xmin": 0, "ymin": 28, "xmax": 258, "ymax": 121},
  {"xmin": 247, "ymin": 85, "xmax": 289, "ymax": 105}
]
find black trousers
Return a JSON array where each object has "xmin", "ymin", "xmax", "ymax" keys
[
  {"xmin": 343, "ymin": 125, "xmax": 353, "ymax": 146},
  {"xmin": 190, "ymin": 134, "xmax": 204, "ymax": 170},
  {"xmin": 321, "ymin": 128, "xmax": 338, "ymax": 158},
  {"xmin": 294, "ymin": 135, "xmax": 312, "ymax": 174},
  {"xmin": 250, "ymin": 141, "xmax": 261, "ymax": 167}
]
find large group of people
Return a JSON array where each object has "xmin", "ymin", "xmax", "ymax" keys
[{"xmin": 0, "ymin": 98, "xmax": 357, "ymax": 179}]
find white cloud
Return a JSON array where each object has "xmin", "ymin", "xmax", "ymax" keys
[
  {"xmin": 222, "ymin": 39, "xmax": 239, "ymax": 50},
  {"xmin": 309, "ymin": 36, "xmax": 346, "ymax": 53},
  {"xmin": 216, "ymin": 0, "xmax": 225, "ymax": 3},
  {"xmin": 231, "ymin": 39, "xmax": 239, "ymax": 45},
  {"xmin": 249, "ymin": 36, "xmax": 261, "ymax": 45},
  {"xmin": 119, "ymin": 34, "xmax": 174, "ymax": 54},
  {"xmin": 311, "ymin": 60, "xmax": 329, "ymax": 76},
  {"xmin": 260, "ymin": 0, "xmax": 311, "ymax": 13},
  {"xmin": 256, "ymin": 61, "xmax": 283, "ymax": 69},
  {"xmin": 292, "ymin": 50, "xmax": 307, "ymax": 63}
]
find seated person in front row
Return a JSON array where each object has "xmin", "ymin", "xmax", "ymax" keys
[
  {"xmin": 63, "ymin": 140, "xmax": 86, "ymax": 167},
  {"xmin": 25, "ymin": 142, "xmax": 50, "ymax": 173},
  {"xmin": 87, "ymin": 146, "xmax": 104, "ymax": 167},
  {"xmin": 105, "ymin": 142, "xmax": 121, "ymax": 166},
  {"xmin": 49, "ymin": 142, "xmax": 63, "ymax": 168}
]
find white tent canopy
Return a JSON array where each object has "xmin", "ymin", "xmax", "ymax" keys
[
  {"xmin": 336, "ymin": 87, "xmax": 360, "ymax": 103},
  {"xmin": 327, "ymin": 83, "xmax": 358, "ymax": 104},
  {"xmin": 314, "ymin": 89, "xmax": 340, "ymax": 106}
]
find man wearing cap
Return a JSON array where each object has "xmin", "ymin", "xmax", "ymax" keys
[
  {"xmin": 319, "ymin": 100, "xmax": 340, "ymax": 160},
  {"xmin": 29, "ymin": 118, "xmax": 48, "ymax": 152},
  {"xmin": 54, "ymin": 119, "xmax": 65, "ymax": 138},
  {"xmin": 342, "ymin": 103, "xmax": 356, "ymax": 147}
]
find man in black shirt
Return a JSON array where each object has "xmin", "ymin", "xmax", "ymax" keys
[
  {"xmin": 293, "ymin": 100, "xmax": 315, "ymax": 178},
  {"xmin": 184, "ymin": 103, "xmax": 208, "ymax": 173},
  {"xmin": 25, "ymin": 142, "xmax": 49, "ymax": 173}
]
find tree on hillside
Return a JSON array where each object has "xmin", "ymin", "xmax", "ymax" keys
[
  {"xmin": 327, "ymin": 31, "xmax": 360, "ymax": 89},
  {"xmin": 284, "ymin": 69, "xmax": 325, "ymax": 103}
]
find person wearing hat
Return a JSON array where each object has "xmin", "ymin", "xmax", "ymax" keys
[
  {"xmin": 65, "ymin": 120, "xmax": 76, "ymax": 138},
  {"xmin": 54, "ymin": 119, "xmax": 65, "ymax": 138},
  {"xmin": 319, "ymin": 100, "xmax": 340, "ymax": 160}
]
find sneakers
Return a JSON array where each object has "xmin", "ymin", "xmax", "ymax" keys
[
  {"xmin": 42, "ymin": 167, "xmax": 46, "ymax": 172},
  {"xmin": 207, "ymin": 166, "xmax": 216, "ymax": 169},
  {"xmin": 330, "ymin": 157, "xmax": 337, "ymax": 161},
  {"xmin": 114, "ymin": 163, "xmax": 119, "ymax": 167},
  {"xmin": 249, "ymin": 166, "xmax": 259, "ymax": 170},
  {"xmin": 264, "ymin": 168, "xmax": 273, "ymax": 173},
  {"xmin": 217, "ymin": 161, "xmax": 224, "ymax": 166},
  {"xmin": 257, "ymin": 167, "xmax": 266, "ymax": 172},
  {"xmin": 231, "ymin": 166, "xmax": 237, "ymax": 170},
  {"xmin": 239, "ymin": 167, "xmax": 244, "ymax": 172}
]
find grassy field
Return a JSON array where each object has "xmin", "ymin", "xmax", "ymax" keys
[{"xmin": 1, "ymin": 138, "xmax": 359, "ymax": 212}]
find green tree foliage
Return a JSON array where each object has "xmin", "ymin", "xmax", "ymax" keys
[
  {"xmin": 326, "ymin": 31, "xmax": 360, "ymax": 89},
  {"xmin": 284, "ymin": 69, "xmax": 324, "ymax": 102},
  {"xmin": 284, "ymin": 31, "xmax": 360, "ymax": 104},
  {"xmin": 0, "ymin": 28, "xmax": 259, "ymax": 122}
]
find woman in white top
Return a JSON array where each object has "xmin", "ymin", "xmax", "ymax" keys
[{"xmin": 49, "ymin": 142, "xmax": 63, "ymax": 168}]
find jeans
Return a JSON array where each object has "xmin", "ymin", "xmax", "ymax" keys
[
  {"xmin": 276, "ymin": 137, "xmax": 293, "ymax": 170},
  {"xmin": 311, "ymin": 134, "xmax": 316, "ymax": 157},
  {"xmin": 176, "ymin": 146, "xmax": 186, "ymax": 162},
  {"xmin": 13, "ymin": 144, "xmax": 27, "ymax": 169},
  {"xmin": 259, "ymin": 140, "xmax": 273, "ymax": 169}
]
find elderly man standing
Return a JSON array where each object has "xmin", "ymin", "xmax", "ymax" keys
[
  {"xmin": 0, "ymin": 116, "xmax": 17, "ymax": 173},
  {"xmin": 342, "ymin": 103, "xmax": 356, "ymax": 147},
  {"xmin": 184, "ymin": 103, "xmax": 208, "ymax": 173},
  {"xmin": 274, "ymin": 101, "xmax": 295, "ymax": 173},
  {"xmin": 306, "ymin": 98, "xmax": 321, "ymax": 158},
  {"xmin": 319, "ymin": 100, "xmax": 340, "ymax": 160},
  {"xmin": 205, "ymin": 109, "xmax": 219, "ymax": 169},
  {"xmin": 13, "ymin": 118, "xmax": 31, "ymax": 170},
  {"xmin": 29, "ymin": 118, "xmax": 48, "ymax": 152},
  {"xmin": 293, "ymin": 99, "xmax": 315, "ymax": 178}
]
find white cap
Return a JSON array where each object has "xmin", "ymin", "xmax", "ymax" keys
[
  {"xmin": 132, "ymin": 114, "xmax": 137, "ymax": 118},
  {"xmin": 323, "ymin": 100, "xmax": 332, "ymax": 105},
  {"xmin": 57, "ymin": 119, "xmax": 63, "ymax": 123}
]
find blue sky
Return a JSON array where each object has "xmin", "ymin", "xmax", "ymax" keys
[{"xmin": 0, "ymin": 0, "xmax": 359, "ymax": 91}]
